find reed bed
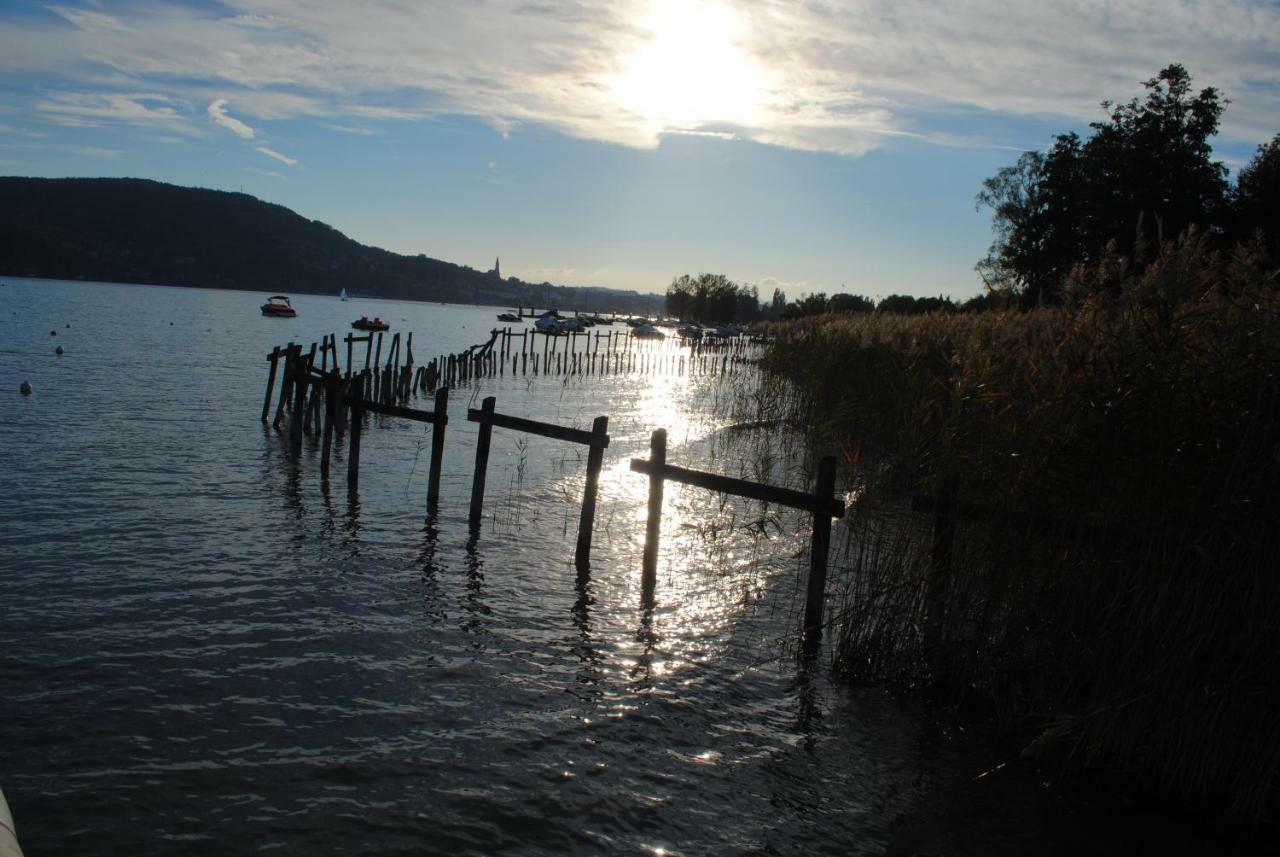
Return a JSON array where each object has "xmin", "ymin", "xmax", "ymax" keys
[{"xmin": 747, "ymin": 235, "xmax": 1280, "ymax": 816}]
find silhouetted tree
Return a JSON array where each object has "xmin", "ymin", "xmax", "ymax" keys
[
  {"xmin": 1232, "ymin": 134, "xmax": 1280, "ymax": 259},
  {"xmin": 978, "ymin": 64, "xmax": 1229, "ymax": 305}
]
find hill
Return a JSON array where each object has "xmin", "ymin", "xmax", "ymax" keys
[{"xmin": 0, "ymin": 177, "xmax": 662, "ymax": 313}]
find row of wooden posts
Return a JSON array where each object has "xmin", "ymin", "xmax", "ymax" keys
[{"xmin": 261, "ymin": 332, "xmax": 842, "ymax": 643}]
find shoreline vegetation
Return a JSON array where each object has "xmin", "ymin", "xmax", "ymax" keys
[{"xmin": 745, "ymin": 233, "xmax": 1280, "ymax": 823}]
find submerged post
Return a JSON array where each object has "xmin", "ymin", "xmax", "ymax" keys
[
  {"xmin": 426, "ymin": 386, "xmax": 448, "ymax": 512},
  {"xmin": 468, "ymin": 396, "xmax": 496, "ymax": 525},
  {"xmin": 574, "ymin": 415, "xmax": 610, "ymax": 571},
  {"xmin": 803, "ymin": 456, "xmax": 838, "ymax": 646},
  {"xmin": 641, "ymin": 428, "xmax": 667, "ymax": 601}
]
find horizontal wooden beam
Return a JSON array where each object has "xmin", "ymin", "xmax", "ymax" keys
[
  {"xmin": 363, "ymin": 400, "xmax": 444, "ymax": 424},
  {"xmin": 467, "ymin": 409, "xmax": 609, "ymax": 447},
  {"xmin": 630, "ymin": 458, "xmax": 844, "ymax": 517}
]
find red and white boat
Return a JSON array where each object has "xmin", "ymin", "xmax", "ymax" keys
[{"xmin": 261, "ymin": 295, "xmax": 297, "ymax": 317}]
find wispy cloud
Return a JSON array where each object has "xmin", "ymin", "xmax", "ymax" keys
[
  {"xmin": 247, "ymin": 167, "xmax": 284, "ymax": 179},
  {"xmin": 3, "ymin": 0, "xmax": 1277, "ymax": 156},
  {"xmin": 34, "ymin": 92, "xmax": 194, "ymax": 133},
  {"xmin": 207, "ymin": 99, "xmax": 254, "ymax": 138},
  {"xmin": 255, "ymin": 145, "xmax": 297, "ymax": 166}
]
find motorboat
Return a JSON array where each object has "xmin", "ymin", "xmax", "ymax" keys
[
  {"xmin": 351, "ymin": 316, "xmax": 390, "ymax": 331},
  {"xmin": 261, "ymin": 295, "xmax": 296, "ymax": 317},
  {"xmin": 534, "ymin": 315, "xmax": 564, "ymax": 334},
  {"xmin": 497, "ymin": 311, "xmax": 521, "ymax": 322},
  {"xmin": 633, "ymin": 322, "xmax": 665, "ymax": 339},
  {"xmin": 677, "ymin": 324, "xmax": 702, "ymax": 341},
  {"xmin": 561, "ymin": 317, "xmax": 587, "ymax": 333}
]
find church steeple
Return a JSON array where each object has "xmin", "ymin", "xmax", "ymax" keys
[{"xmin": 492, "ymin": 256, "xmax": 501, "ymax": 280}]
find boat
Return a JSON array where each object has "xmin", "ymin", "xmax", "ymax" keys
[
  {"xmin": 339, "ymin": 287, "xmax": 349, "ymax": 301},
  {"xmin": 496, "ymin": 311, "xmax": 521, "ymax": 322},
  {"xmin": 351, "ymin": 316, "xmax": 390, "ymax": 331},
  {"xmin": 677, "ymin": 324, "xmax": 703, "ymax": 341},
  {"xmin": 633, "ymin": 322, "xmax": 665, "ymax": 339},
  {"xmin": 261, "ymin": 295, "xmax": 296, "ymax": 317},
  {"xmin": 533, "ymin": 315, "xmax": 564, "ymax": 335}
]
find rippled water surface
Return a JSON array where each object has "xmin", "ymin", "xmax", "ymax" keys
[{"xmin": 1, "ymin": 279, "xmax": 927, "ymax": 855}]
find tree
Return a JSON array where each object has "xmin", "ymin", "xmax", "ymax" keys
[
  {"xmin": 977, "ymin": 64, "xmax": 1230, "ymax": 305},
  {"xmin": 1232, "ymin": 134, "xmax": 1280, "ymax": 259},
  {"xmin": 828, "ymin": 292, "xmax": 875, "ymax": 313}
]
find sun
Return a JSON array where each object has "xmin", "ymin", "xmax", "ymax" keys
[{"xmin": 608, "ymin": 0, "xmax": 768, "ymax": 135}]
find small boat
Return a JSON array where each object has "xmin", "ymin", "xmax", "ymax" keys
[
  {"xmin": 261, "ymin": 295, "xmax": 296, "ymax": 317},
  {"xmin": 351, "ymin": 316, "xmax": 390, "ymax": 331},
  {"xmin": 534, "ymin": 315, "xmax": 564, "ymax": 335},
  {"xmin": 340, "ymin": 287, "xmax": 349, "ymax": 301},
  {"xmin": 677, "ymin": 324, "xmax": 702, "ymax": 341},
  {"xmin": 633, "ymin": 322, "xmax": 665, "ymax": 339},
  {"xmin": 497, "ymin": 311, "xmax": 521, "ymax": 322}
]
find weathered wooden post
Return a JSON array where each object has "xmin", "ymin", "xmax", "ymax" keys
[
  {"xmin": 273, "ymin": 342, "xmax": 298, "ymax": 428},
  {"xmin": 320, "ymin": 369, "xmax": 337, "ymax": 476},
  {"xmin": 641, "ymin": 428, "xmax": 667, "ymax": 600},
  {"xmin": 347, "ymin": 379, "xmax": 363, "ymax": 491},
  {"xmin": 574, "ymin": 415, "xmax": 610, "ymax": 571},
  {"xmin": 262, "ymin": 346, "xmax": 281, "ymax": 422},
  {"xmin": 468, "ymin": 396, "xmax": 496, "ymax": 525},
  {"xmin": 426, "ymin": 386, "xmax": 448, "ymax": 512},
  {"xmin": 803, "ymin": 456, "xmax": 838, "ymax": 645},
  {"xmin": 290, "ymin": 350, "xmax": 310, "ymax": 453}
]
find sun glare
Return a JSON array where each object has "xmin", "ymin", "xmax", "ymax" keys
[{"xmin": 609, "ymin": 0, "xmax": 768, "ymax": 135}]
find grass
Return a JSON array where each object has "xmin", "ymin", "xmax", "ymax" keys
[{"xmin": 744, "ymin": 234, "xmax": 1280, "ymax": 817}]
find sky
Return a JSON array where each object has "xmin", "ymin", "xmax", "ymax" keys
[{"xmin": 0, "ymin": 1, "xmax": 1276, "ymax": 300}]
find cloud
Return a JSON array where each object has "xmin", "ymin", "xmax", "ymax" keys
[
  {"xmin": 2, "ymin": 0, "xmax": 1277, "ymax": 156},
  {"xmin": 207, "ymin": 99, "xmax": 255, "ymax": 138},
  {"xmin": 247, "ymin": 167, "xmax": 284, "ymax": 179},
  {"xmin": 34, "ymin": 91, "xmax": 190, "ymax": 130},
  {"xmin": 256, "ymin": 145, "xmax": 297, "ymax": 166}
]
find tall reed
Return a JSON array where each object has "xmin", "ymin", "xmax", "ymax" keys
[{"xmin": 750, "ymin": 235, "xmax": 1280, "ymax": 815}]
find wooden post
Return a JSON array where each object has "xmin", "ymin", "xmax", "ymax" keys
[
  {"xmin": 468, "ymin": 396, "xmax": 496, "ymax": 525},
  {"xmin": 290, "ymin": 350, "xmax": 310, "ymax": 453},
  {"xmin": 803, "ymin": 456, "xmax": 838, "ymax": 645},
  {"xmin": 346, "ymin": 334, "xmax": 354, "ymax": 377},
  {"xmin": 273, "ymin": 342, "xmax": 298, "ymax": 428},
  {"xmin": 347, "ymin": 380, "xmax": 363, "ymax": 492},
  {"xmin": 641, "ymin": 428, "xmax": 667, "ymax": 601},
  {"xmin": 426, "ymin": 386, "xmax": 448, "ymax": 513},
  {"xmin": 574, "ymin": 415, "xmax": 609, "ymax": 571},
  {"xmin": 262, "ymin": 346, "xmax": 281, "ymax": 422},
  {"xmin": 320, "ymin": 370, "xmax": 337, "ymax": 476}
]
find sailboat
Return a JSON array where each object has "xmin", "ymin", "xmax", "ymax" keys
[{"xmin": 339, "ymin": 287, "xmax": 349, "ymax": 301}]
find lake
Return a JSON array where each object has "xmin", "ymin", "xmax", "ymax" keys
[{"xmin": 0, "ymin": 278, "xmax": 928, "ymax": 855}]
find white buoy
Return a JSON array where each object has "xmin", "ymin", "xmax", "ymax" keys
[{"xmin": 18, "ymin": 381, "xmax": 31, "ymax": 396}]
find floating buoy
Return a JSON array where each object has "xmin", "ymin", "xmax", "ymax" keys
[
  {"xmin": 19, "ymin": 381, "xmax": 32, "ymax": 395},
  {"xmin": 56, "ymin": 346, "xmax": 64, "ymax": 355},
  {"xmin": 50, "ymin": 329, "xmax": 57, "ymax": 336},
  {"xmin": 66, "ymin": 323, "xmax": 71, "ymax": 328}
]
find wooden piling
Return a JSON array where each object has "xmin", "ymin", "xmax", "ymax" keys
[
  {"xmin": 574, "ymin": 415, "xmax": 609, "ymax": 571},
  {"xmin": 641, "ymin": 428, "xmax": 667, "ymax": 600},
  {"xmin": 262, "ymin": 346, "xmax": 281, "ymax": 423},
  {"xmin": 468, "ymin": 396, "xmax": 496, "ymax": 525},
  {"xmin": 803, "ymin": 456, "xmax": 838, "ymax": 645},
  {"xmin": 426, "ymin": 386, "xmax": 448, "ymax": 512},
  {"xmin": 347, "ymin": 379, "xmax": 363, "ymax": 491}
]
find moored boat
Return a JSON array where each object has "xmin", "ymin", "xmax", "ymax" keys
[
  {"xmin": 497, "ymin": 311, "xmax": 521, "ymax": 322},
  {"xmin": 351, "ymin": 316, "xmax": 390, "ymax": 331},
  {"xmin": 261, "ymin": 295, "xmax": 296, "ymax": 317}
]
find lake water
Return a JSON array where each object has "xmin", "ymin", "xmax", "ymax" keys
[{"xmin": 0, "ymin": 279, "xmax": 930, "ymax": 855}]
